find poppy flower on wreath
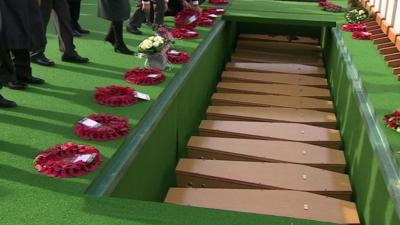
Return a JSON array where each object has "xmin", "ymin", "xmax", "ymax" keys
[
  {"xmin": 124, "ymin": 67, "xmax": 166, "ymax": 85},
  {"xmin": 341, "ymin": 23, "xmax": 367, "ymax": 32},
  {"xmin": 171, "ymin": 28, "xmax": 199, "ymax": 39},
  {"xmin": 34, "ymin": 142, "xmax": 101, "ymax": 178},
  {"xmin": 74, "ymin": 114, "xmax": 130, "ymax": 141},
  {"xmin": 175, "ymin": 8, "xmax": 200, "ymax": 29},
  {"xmin": 94, "ymin": 85, "xmax": 138, "ymax": 107},
  {"xmin": 384, "ymin": 110, "xmax": 400, "ymax": 132},
  {"xmin": 202, "ymin": 7, "xmax": 225, "ymax": 15},
  {"xmin": 352, "ymin": 31, "xmax": 372, "ymax": 40},
  {"xmin": 197, "ymin": 15, "xmax": 215, "ymax": 27},
  {"xmin": 167, "ymin": 49, "xmax": 190, "ymax": 64},
  {"xmin": 208, "ymin": 0, "xmax": 229, "ymax": 4}
]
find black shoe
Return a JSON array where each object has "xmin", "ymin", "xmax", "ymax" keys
[
  {"xmin": 62, "ymin": 54, "xmax": 89, "ymax": 63},
  {"xmin": 115, "ymin": 44, "xmax": 134, "ymax": 55},
  {"xmin": 18, "ymin": 76, "xmax": 45, "ymax": 84},
  {"xmin": 126, "ymin": 26, "xmax": 143, "ymax": 35},
  {"xmin": 6, "ymin": 81, "xmax": 27, "ymax": 90},
  {"xmin": 72, "ymin": 29, "xmax": 82, "ymax": 37},
  {"xmin": 0, "ymin": 96, "xmax": 17, "ymax": 108},
  {"xmin": 78, "ymin": 28, "xmax": 90, "ymax": 34},
  {"xmin": 31, "ymin": 55, "xmax": 55, "ymax": 67}
]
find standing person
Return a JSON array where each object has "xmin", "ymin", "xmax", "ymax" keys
[
  {"xmin": 67, "ymin": 0, "xmax": 90, "ymax": 36},
  {"xmin": 31, "ymin": 0, "xmax": 89, "ymax": 67},
  {"xmin": 126, "ymin": 0, "xmax": 169, "ymax": 35},
  {"xmin": 98, "ymin": 0, "xmax": 134, "ymax": 55},
  {"xmin": 0, "ymin": 0, "xmax": 48, "ymax": 107}
]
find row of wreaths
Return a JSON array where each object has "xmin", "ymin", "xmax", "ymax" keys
[{"xmin": 34, "ymin": 4, "xmax": 227, "ymax": 178}]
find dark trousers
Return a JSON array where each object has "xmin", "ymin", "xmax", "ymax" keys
[
  {"xmin": 32, "ymin": 0, "xmax": 77, "ymax": 57},
  {"xmin": 128, "ymin": 0, "xmax": 165, "ymax": 29},
  {"xmin": 11, "ymin": 49, "xmax": 32, "ymax": 80},
  {"xmin": 67, "ymin": 0, "xmax": 81, "ymax": 30}
]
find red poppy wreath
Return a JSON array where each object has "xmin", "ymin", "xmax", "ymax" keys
[
  {"xmin": 352, "ymin": 31, "xmax": 372, "ymax": 40},
  {"xmin": 171, "ymin": 28, "xmax": 199, "ymax": 39},
  {"xmin": 202, "ymin": 7, "xmax": 225, "ymax": 15},
  {"xmin": 208, "ymin": 0, "xmax": 229, "ymax": 4},
  {"xmin": 94, "ymin": 85, "xmax": 138, "ymax": 107},
  {"xmin": 124, "ymin": 67, "xmax": 166, "ymax": 85},
  {"xmin": 175, "ymin": 8, "xmax": 200, "ymax": 29},
  {"xmin": 74, "ymin": 114, "xmax": 130, "ymax": 141},
  {"xmin": 197, "ymin": 15, "xmax": 214, "ymax": 27},
  {"xmin": 384, "ymin": 110, "xmax": 400, "ymax": 132},
  {"xmin": 341, "ymin": 23, "xmax": 367, "ymax": 32},
  {"xmin": 167, "ymin": 49, "xmax": 190, "ymax": 64},
  {"xmin": 34, "ymin": 142, "xmax": 101, "ymax": 178}
]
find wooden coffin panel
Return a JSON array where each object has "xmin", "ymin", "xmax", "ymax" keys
[
  {"xmin": 211, "ymin": 93, "xmax": 334, "ymax": 112},
  {"xmin": 221, "ymin": 71, "xmax": 328, "ymax": 88},
  {"xmin": 217, "ymin": 82, "xmax": 331, "ymax": 100},
  {"xmin": 226, "ymin": 62, "xmax": 326, "ymax": 77},
  {"xmin": 231, "ymin": 50, "xmax": 324, "ymax": 66},
  {"xmin": 187, "ymin": 136, "xmax": 346, "ymax": 172},
  {"xmin": 206, "ymin": 106, "xmax": 337, "ymax": 128},
  {"xmin": 175, "ymin": 159, "xmax": 352, "ymax": 200},
  {"xmin": 198, "ymin": 120, "xmax": 341, "ymax": 149},
  {"xmin": 165, "ymin": 189, "xmax": 360, "ymax": 225},
  {"xmin": 238, "ymin": 34, "xmax": 320, "ymax": 45},
  {"xmin": 237, "ymin": 40, "xmax": 321, "ymax": 53}
]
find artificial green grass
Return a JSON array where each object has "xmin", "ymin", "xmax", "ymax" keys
[
  {"xmin": 338, "ymin": 31, "xmax": 400, "ymax": 164},
  {"xmin": 225, "ymin": 0, "xmax": 347, "ymax": 26}
]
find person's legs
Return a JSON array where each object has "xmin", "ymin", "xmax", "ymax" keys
[
  {"xmin": 11, "ymin": 49, "xmax": 44, "ymax": 84},
  {"xmin": 67, "ymin": 0, "xmax": 89, "ymax": 35},
  {"xmin": 30, "ymin": 0, "xmax": 55, "ymax": 67},
  {"xmin": 127, "ymin": 0, "xmax": 146, "ymax": 35},
  {"xmin": 109, "ymin": 21, "xmax": 134, "ymax": 55},
  {"xmin": 52, "ymin": 0, "xmax": 89, "ymax": 63},
  {"xmin": 152, "ymin": 0, "xmax": 165, "ymax": 28}
]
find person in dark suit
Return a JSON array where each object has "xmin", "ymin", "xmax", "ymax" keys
[
  {"xmin": 67, "ymin": 0, "xmax": 90, "ymax": 36},
  {"xmin": 0, "ymin": 0, "xmax": 47, "ymax": 107},
  {"xmin": 98, "ymin": 0, "xmax": 134, "ymax": 55},
  {"xmin": 127, "ymin": 0, "xmax": 168, "ymax": 35},
  {"xmin": 165, "ymin": 0, "xmax": 201, "ymax": 16},
  {"xmin": 31, "ymin": 0, "xmax": 89, "ymax": 66}
]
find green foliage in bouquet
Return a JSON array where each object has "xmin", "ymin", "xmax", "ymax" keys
[
  {"xmin": 345, "ymin": 7, "xmax": 369, "ymax": 23},
  {"xmin": 138, "ymin": 36, "xmax": 167, "ymax": 54}
]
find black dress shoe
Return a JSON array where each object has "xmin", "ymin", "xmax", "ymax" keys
[
  {"xmin": 78, "ymin": 28, "xmax": 90, "ymax": 34},
  {"xmin": 126, "ymin": 26, "xmax": 143, "ymax": 35},
  {"xmin": 31, "ymin": 55, "xmax": 55, "ymax": 67},
  {"xmin": 18, "ymin": 76, "xmax": 45, "ymax": 84},
  {"xmin": 0, "ymin": 96, "xmax": 17, "ymax": 108},
  {"xmin": 6, "ymin": 81, "xmax": 27, "ymax": 90},
  {"xmin": 72, "ymin": 29, "xmax": 82, "ymax": 37},
  {"xmin": 62, "ymin": 54, "xmax": 89, "ymax": 63},
  {"xmin": 115, "ymin": 44, "xmax": 135, "ymax": 55}
]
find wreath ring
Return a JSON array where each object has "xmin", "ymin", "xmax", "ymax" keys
[
  {"xmin": 34, "ymin": 142, "xmax": 101, "ymax": 178},
  {"xmin": 74, "ymin": 114, "xmax": 130, "ymax": 141},
  {"xmin": 124, "ymin": 68, "xmax": 166, "ymax": 85},
  {"xmin": 94, "ymin": 85, "xmax": 138, "ymax": 107}
]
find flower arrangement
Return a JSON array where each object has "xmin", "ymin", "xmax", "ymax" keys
[
  {"xmin": 34, "ymin": 142, "xmax": 101, "ymax": 178},
  {"xmin": 138, "ymin": 35, "xmax": 167, "ymax": 55},
  {"xmin": 124, "ymin": 67, "xmax": 166, "ymax": 85},
  {"xmin": 384, "ymin": 110, "xmax": 400, "ymax": 132},
  {"xmin": 74, "ymin": 114, "xmax": 130, "ymax": 141},
  {"xmin": 94, "ymin": 85, "xmax": 138, "ymax": 107},
  {"xmin": 345, "ymin": 7, "xmax": 369, "ymax": 23}
]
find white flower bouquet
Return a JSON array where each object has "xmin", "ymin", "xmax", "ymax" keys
[
  {"xmin": 345, "ymin": 7, "xmax": 369, "ymax": 23},
  {"xmin": 138, "ymin": 35, "xmax": 167, "ymax": 55}
]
